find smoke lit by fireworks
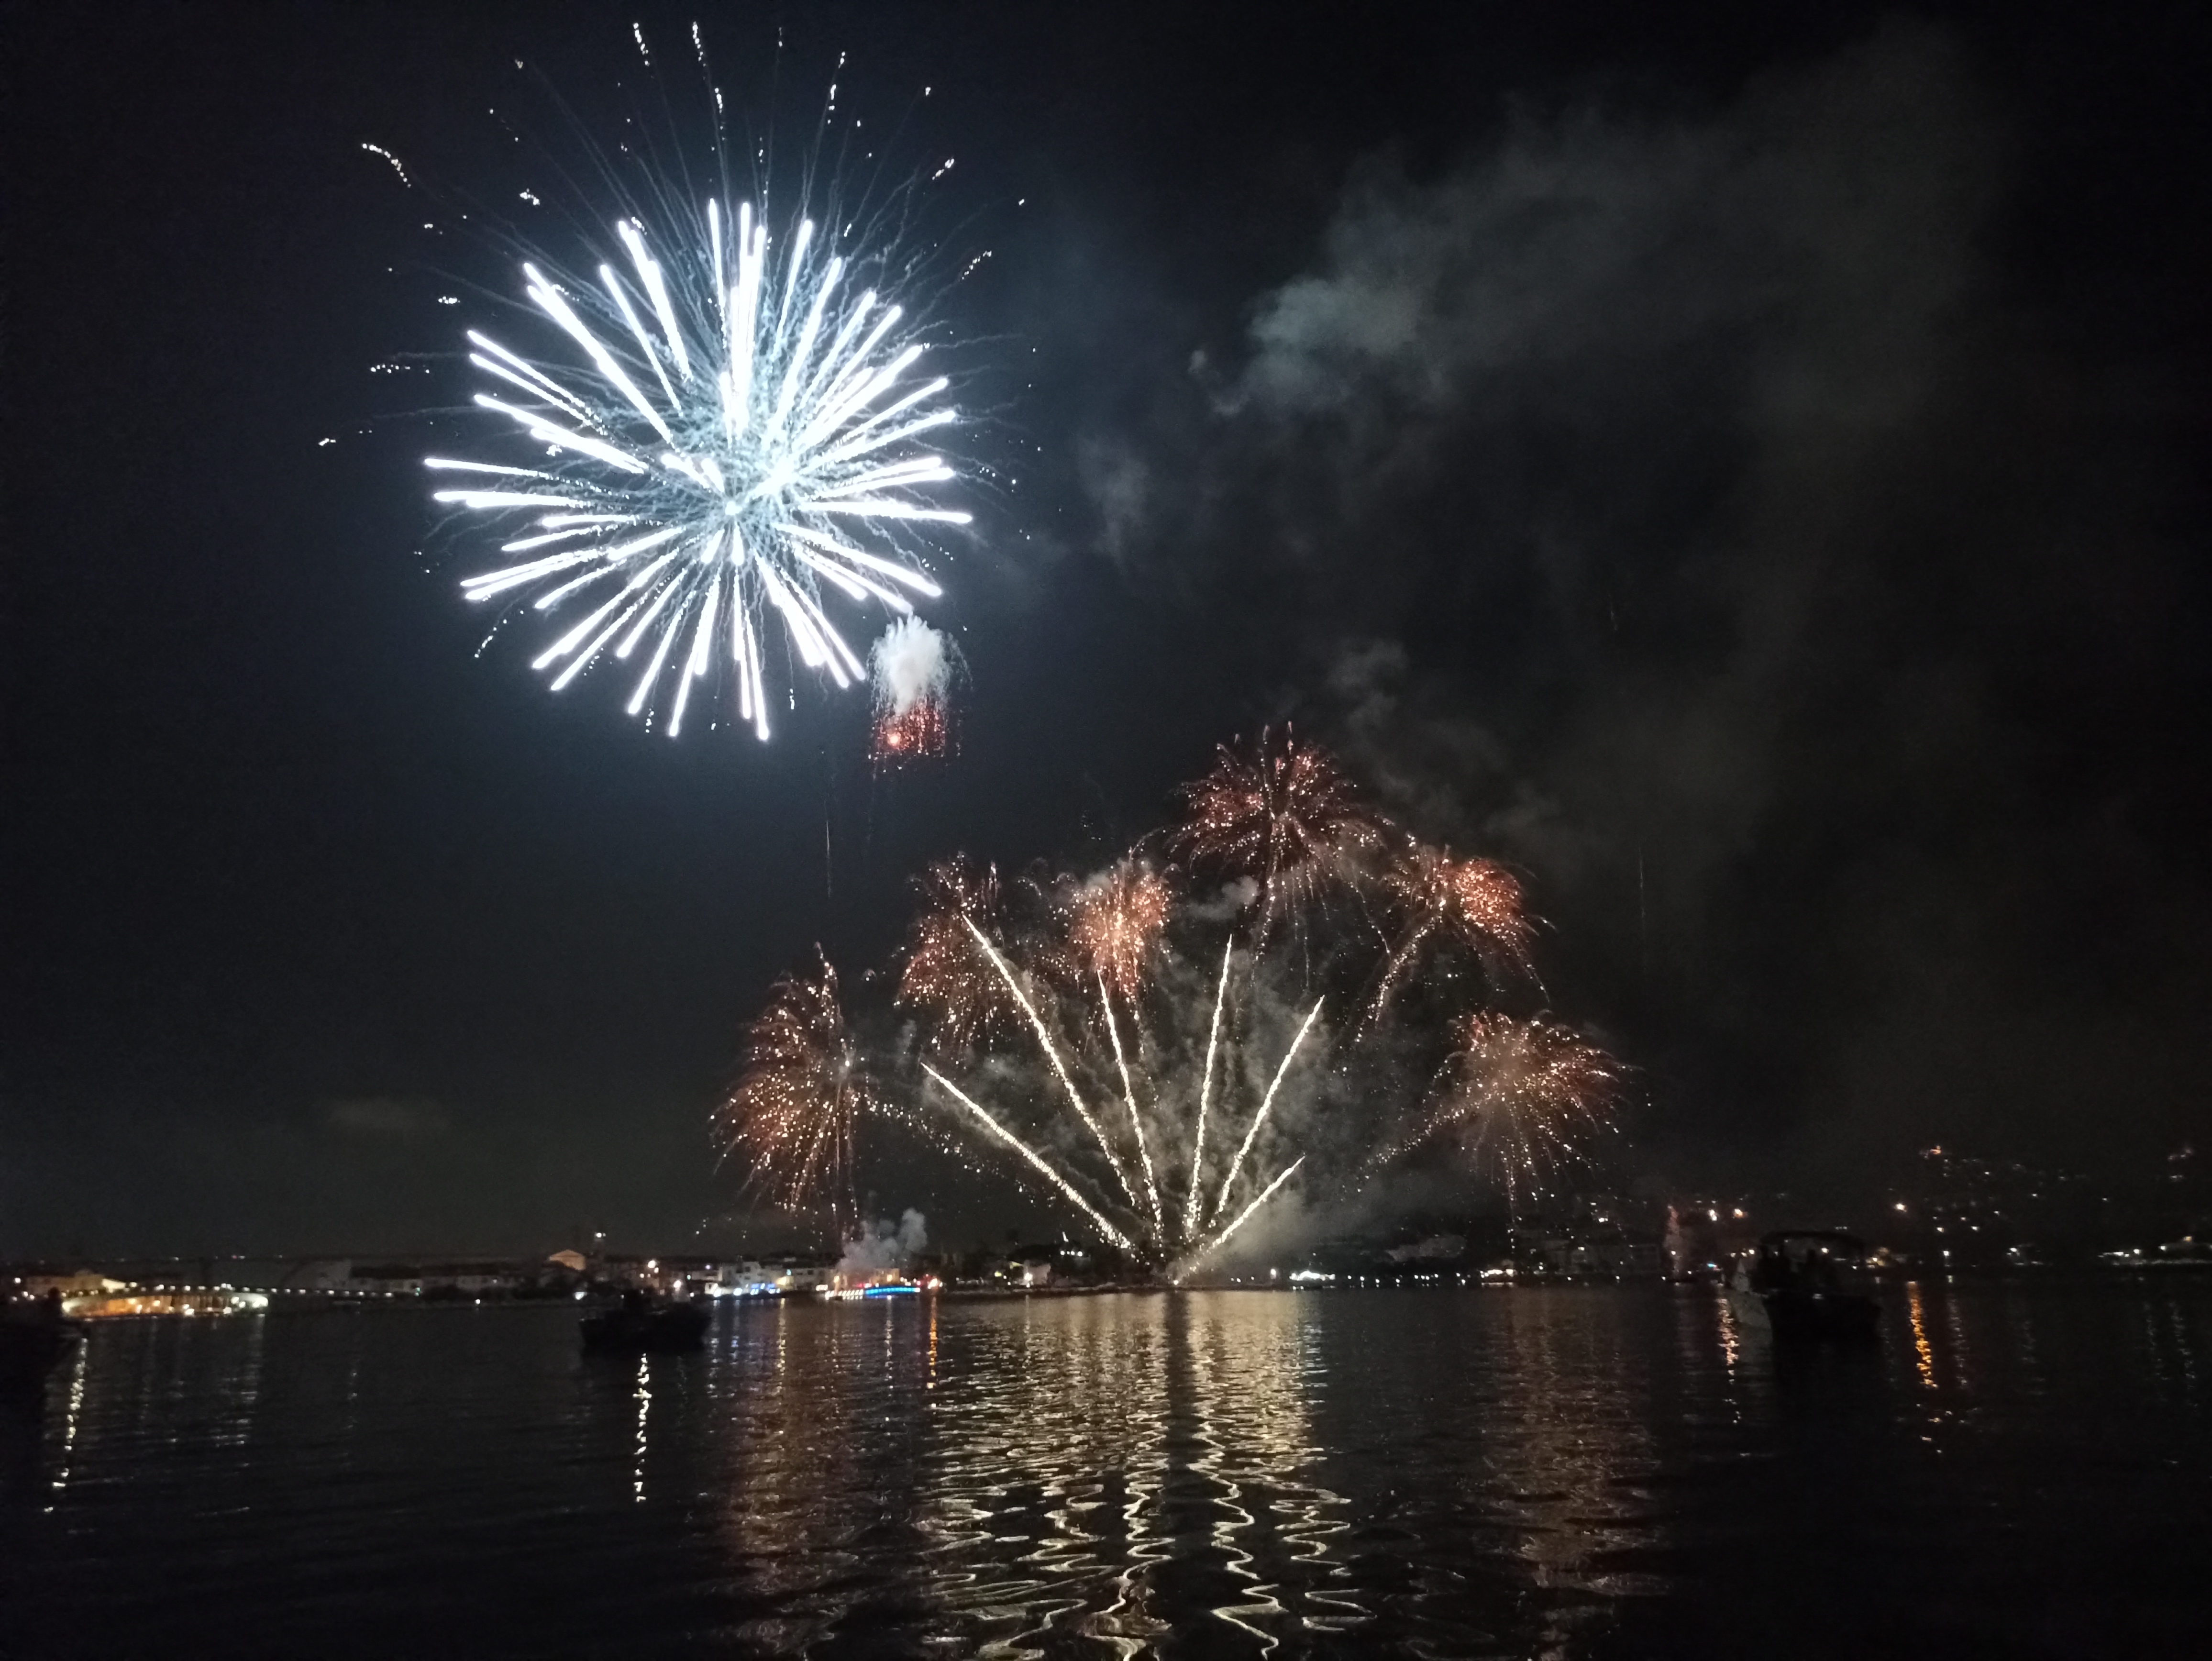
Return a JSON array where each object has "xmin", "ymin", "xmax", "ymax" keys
[
  {"xmin": 431, "ymin": 151, "xmax": 966, "ymax": 741},
  {"xmin": 1388, "ymin": 1013, "xmax": 1622, "ymax": 1204},
  {"xmin": 715, "ymin": 954, "xmax": 881, "ymax": 1225},
  {"xmin": 1170, "ymin": 729, "xmax": 1388, "ymax": 937},
  {"xmin": 869, "ymin": 616, "xmax": 956, "ymax": 764}
]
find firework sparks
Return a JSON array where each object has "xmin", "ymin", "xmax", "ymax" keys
[
  {"xmin": 715, "ymin": 739, "xmax": 1621, "ymax": 1272},
  {"xmin": 1192, "ymin": 1156, "xmax": 1306, "ymax": 1266},
  {"xmin": 715, "ymin": 954, "xmax": 879, "ymax": 1224},
  {"xmin": 1209, "ymin": 996, "xmax": 1326, "ymax": 1227},
  {"xmin": 1361, "ymin": 844, "xmax": 1536, "ymax": 1032},
  {"xmin": 960, "ymin": 914, "xmax": 1142, "ymax": 1217},
  {"xmin": 896, "ymin": 858, "xmax": 1014, "ymax": 1053},
  {"xmin": 911, "ymin": 886, "xmax": 1327, "ymax": 1268},
  {"xmin": 1065, "ymin": 861, "xmax": 1170, "ymax": 1004},
  {"xmin": 1169, "ymin": 730, "xmax": 1388, "ymax": 937},
  {"xmin": 869, "ymin": 616, "xmax": 956, "ymax": 764},
  {"xmin": 1388, "ymin": 1013, "xmax": 1621, "ymax": 1207},
  {"xmin": 1184, "ymin": 938, "xmax": 1234, "ymax": 1240},
  {"xmin": 921, "ymin": 1064, "xmax": 1134, "ymax": 1252},
  {"xmin": 434, "ymin": 183, "xmax": 966, "ymax": 740}
]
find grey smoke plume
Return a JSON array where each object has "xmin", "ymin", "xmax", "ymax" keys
[
  {"xmin": 838, "ymin": 1208, "xmax": 928, "ymax": 1275},
  {"xmin": 1062, "ymin": 21, "xmax": 2204, "ymax": 1190},
  {"xmin": 869, "ymin": 618, "xmax": 955, "ymax": 718}
]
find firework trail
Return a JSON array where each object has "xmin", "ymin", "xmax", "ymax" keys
[
  {"xmin": 869, "ymin": 616, "xmax": 957, "ymax": 764},
  {"xmin": 1384, "ymin": 1013, "xmax": 1621, "ymax": 1210},
  {"xmin": 1065, "ymin": 860, "xmax": 1172, "ymax": 1229},
  {"xmin": 921, "ymin": 1064, "xmax": 1134, "ymax": 1252},
  {"xmin": 1169, "ymin": 730, "xmax": 1389, "ymax": 939},
  {"xmin": 1359, "ymin": 844, "xmax": 1535, "ymax": 1034},
  {"xmin": 432, "ymin": 170, "xmax": 966, "ymax": 740},
  {"xmin": 1209, "ymin": 995, "xmax": 1327, "ymax": 1226},
  {"xmin": 899, "ymin": 874, "xmax": 1331, "ymax": 1268},
  {"xmin": 715, "ymin": 954, "xmax": 881, "ymax": 1225},
  {"xmin": 1185, "ymin": 939, "xmax": 1234, "ymax": 1240}
]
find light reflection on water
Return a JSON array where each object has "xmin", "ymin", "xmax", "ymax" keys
[{"xmin": 4, "ymin": 1282, "xmax": 2209, "ymax": 1659}]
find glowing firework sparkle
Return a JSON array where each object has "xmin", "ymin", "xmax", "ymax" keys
[
  {"xmin": 716, "ymin": 954, "xmax": 882, "ymax": 1225},
  {"xmin": 1387, "ymin": 1013, "xmax": 1622, "ymax": 1205},
  {"xmin": 433, "ymin": 183, "xmax": 966, "ymax": 740},
  {"xmin": 1170, "ymin": 729, "xmax": 1387, "ymax": 938},
  {"xmin": 905, "ymin": 892, "xmax": 1329, "ymax": 1268},
  {"xmin": 1360, "ymin": 844, "xmax": 1535, "ymax": 1031},
  {"xmin": 1065, "ymin": 860, "xmax": 1170, "ymax": 1004},
  {"xmin": 896, "ymin": 858, "xmax": 1017, "ymax": 1054}
]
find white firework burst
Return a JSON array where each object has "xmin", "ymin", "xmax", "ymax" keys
[{"xmin": 430, "ymin": 198, "xmax": 967, "ymax": 739}]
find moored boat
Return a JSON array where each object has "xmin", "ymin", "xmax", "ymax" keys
[
  {"xmin": 1727, "ymin": 1230, "xmax": 1880, "ymax": 1341},
  {"xmin": 0, "ymin": 1296, "xmax": 84, "ymax": 1404},
  {"xmin": 579, "ymin": 1292, "xmax": 710, "ymax": 1354}
]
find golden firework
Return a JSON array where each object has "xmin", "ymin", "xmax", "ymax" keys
[
  {"xmin": 895, "ymin": 857, "xmax": 1017, "ymax": 1053},
  {"xmin": 1391, "ymin": 1013, "xmax": 1620, "ymax": 1204},
  {"xmin": 715, "ymin": 954, "xmax": 878, "ymax": 1224},
  {"xmin": 1362, "ymin": 843, "xmax": 1536, "ymax": 1030},
  {"xmin": 1065, "ymin": 860, "xmax": 1170, "ymax": 1004},
  {"xmin": 1168, "ymin": 728, "xmax": 1388, "ymax": 936}
]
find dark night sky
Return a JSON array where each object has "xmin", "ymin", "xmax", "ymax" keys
[{"xmin": 5, "ymin": 3, "xmax": 2207, "ymax": 1257}]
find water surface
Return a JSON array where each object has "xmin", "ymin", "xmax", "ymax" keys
[{"xmin": 4, "ymin": 1282, "xmax": 2206, "ymax": 1658}]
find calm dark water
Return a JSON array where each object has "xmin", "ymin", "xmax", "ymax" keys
[{"xmin": 3, "ymin": 1282, "xmax": 2208, "ymax": 1659}]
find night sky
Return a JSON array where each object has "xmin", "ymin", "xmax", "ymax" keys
[{"xmin": 6, "ymin": 4, "xmax": 2206, "ymax": 1258}]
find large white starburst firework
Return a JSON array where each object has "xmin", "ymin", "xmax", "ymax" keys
[{"xmin": 430, "ymin": 199, "xmax": 966, "ymax": 739}]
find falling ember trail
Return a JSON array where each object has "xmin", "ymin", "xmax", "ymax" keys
[
  {"xmin": 961, "ymin": 917, "xmax": 1144, "ymax": 1215},
  {"xmin": 923, "ymin": 1066, "xmax": 1132, "ymax": 1251}
]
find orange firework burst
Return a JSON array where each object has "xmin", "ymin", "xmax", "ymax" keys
[
  {"xmin": 1169, "ymin": 729, "xmax": 1388, "ymax": 936},
  {"xmin": 1066, "ymin": 861, "xmax": 1170, "ymax": 1003},
  {"xmin": 871, "ymin": 697, "xmax": 951, "ymax": 766},
  {"xmin": 1389, "ymin": 1013, "xmax": 1620, "ymax": 1204},
  {"xmin": 1362, "ymin": 844, "xmax": 1536, "ymax": 1029},
  {"xmin": 716, "ymin": 954, "xmax": 879, "ymax": 1224},
  {"xmin": 896, "ymin": 858, "xmax": 1017, "ymax": 1053}
]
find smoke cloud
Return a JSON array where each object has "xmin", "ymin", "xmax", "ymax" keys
[
  {"xmin": 1063, "ymin": 21, "xmax": 2207, "ymax": 1195},
  {"xmin": 870, "ymin": 618, "xmax": 956, "ymax": 718},
  {"xmin": 837, "ymin": 1208, "xmax": 928, "ymax": 1275}
]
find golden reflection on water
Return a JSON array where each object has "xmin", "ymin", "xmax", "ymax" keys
[
  {"xmin": 1907, "ymin": 1282, "xmax": 1937, "ymax": 1391},
  {"xmin": 917, "ymin": 1292, "xmax": 1175, "ymax": 1655},
  {"xmin": 25, "ymin": 1285, "xmax": 2209, "ymax": 1658},
  {"xmin": 44, "ymin": 1344, "xmax": 88, "ymax": 1513},
  {"xmin": 1181, "ymin": 1292, "xmax": 1359, "ymax": 1649},
  {"xmin": 700, "ymin": 1289, "xmax": 1687, "ymax": 1656},
  {"xmin": 630, "ymin": 1351, "xmax": 649, "ymax": 1504},
  {"xmin": 711, "ymin": 1295, "xmax": 933, "ymax": 1650},
  {"xmin": 704, "ymin": 1292, "xmax": 1363, "ymax": 1655}
]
